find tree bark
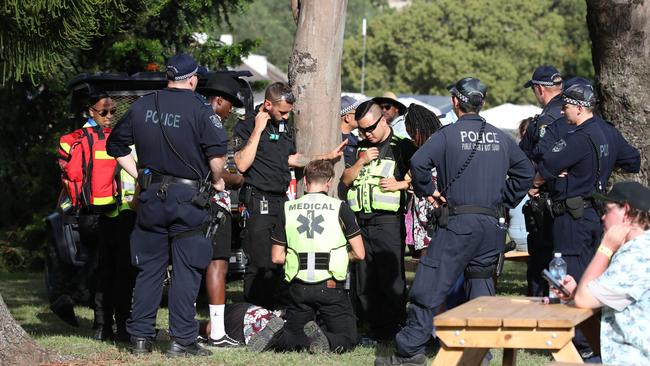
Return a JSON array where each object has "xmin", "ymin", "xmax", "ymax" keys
[
  {"xmin": 0, "ymin": 293, "xmax": 63, "ymax": 365},
  {"xmin": 587, "ymin": 0, "xmax": 650, "ymax": 185},
  {"xmin": 289, "ymin": 0, "xmax": 348, "ymax": 196}
]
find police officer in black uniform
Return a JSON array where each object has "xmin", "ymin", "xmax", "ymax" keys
[
  {"xmin": 233, "ymin": 82, "xmax": 345, "ymax": 309},
  {"xmin": 519, "ymin": 66, "xmax": 564, "ymax": 297},
  {"xmin": 533, "ymin": 78, "xmax": 639, "ymax": 361},
  {"xmin": 375, "ymin": 77, "xmax": 533, "ymax": 366},
  {"xmin": 107, "ymin": 53, "xmax": 228, "ymax": 357},
  {"xmin": 534, "ymin": 81, "xmax": 639, "ymax": 282}
]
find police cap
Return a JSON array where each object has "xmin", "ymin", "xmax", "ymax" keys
[
  {"xmin": 561, "ymin": 82, "xmax": 596, "ymax": 108},
  {"xmin": 447, "ymin": 77, "xmax": 487, "ymax": 107},
  {"xmin": 523, "ymin": 66, "xmax": 563, "ymax": 88},
  {"xmin": 166, "ymin": 53, "xmax": 199, "ymax": 81},
  {"xmin": 340, "ymin": 96, "xmax": 363, "ymax": 116},
  {"xmin": 593, "ymin": 181, "xmax": 650, "ymax": 212},
  {"xmin": 200, "ymin": 73, "xmax": 244, "ymax": 108}
]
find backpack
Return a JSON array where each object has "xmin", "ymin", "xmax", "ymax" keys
[{"xmin": 58, "ymin": 126, "xmax": 118, "ymax": 213}]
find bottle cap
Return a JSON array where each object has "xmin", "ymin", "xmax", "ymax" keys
[{"xmin": 554, "ymin": 252, "xmax": 562, "ymax": 258}]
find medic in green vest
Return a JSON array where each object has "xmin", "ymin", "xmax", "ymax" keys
[
  {"xmin": 272, "ymin": 161, "xmax": 365, "ymax": 283},
  {"xmin": 265, "ymin": 160, "xmax": 364, "ymax": 354}
]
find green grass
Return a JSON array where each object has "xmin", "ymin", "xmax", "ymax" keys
[{"xmin": 0, "ymin": 261, "xmax": 553, "ymax": 365}]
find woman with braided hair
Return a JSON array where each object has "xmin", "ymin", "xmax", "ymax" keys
[{"xmin": 404, "ymin": 104, "xmax": 442, "ymax": 256}]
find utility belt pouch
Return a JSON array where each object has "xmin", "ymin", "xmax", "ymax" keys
[
  {"xmin": 191, "ymin": 183, "xmax": 212, "ymax": 209},
  {"xmin": 137, "ymin": 168, "xmax": 153, "ymax": 190},
  {"xmin": 436, "ymin": 204, "xmax": 449, "ymax": 228},
  {"xmin": 565, "ymin": 196, "xmax": 584, "ymax": 220},
  {"xmin": 522, "ymin": 201, "xmax": 537, "ymax": 233},
  {"xmin": 240, "ymin": 185, "xmax": 253, "ymax": 206}
]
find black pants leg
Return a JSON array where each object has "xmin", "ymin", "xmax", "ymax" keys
[
  {"xmin": 356, "ymin": 217, "xmax": 405, "ymax": 339},
  {"xmin": 242, "ymin": 195, "xmax": 288, "ymax": 309}
]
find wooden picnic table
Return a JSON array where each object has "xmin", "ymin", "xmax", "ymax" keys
[
  {"xmin": 504, "ymin": 250, "xmax": 529, "ymax": 263},
  {"xmin": 433, "ymin": 296, "xmax": 598, "ymax": 366}
]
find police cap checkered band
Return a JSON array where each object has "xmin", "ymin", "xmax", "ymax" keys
[
  {"xmin": 165, "ymin": 53, "xmax": 199, "ymax": 81},
  {"xmin": 448, "ymin": 77, "xmax": 486, "ymax": 106},
  {"xmin": 340, "ymin": 96, "xmax": 362, "ymax": 116},
  {"xmin": 524, "ymin": 66, "xmax": 562, "ymax": 88},
  {"xmin": 562, "ymin": 83, "xmax": 596, "ymax": 107}
]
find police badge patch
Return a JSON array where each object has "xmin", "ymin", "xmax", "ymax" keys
[
  {"xmin": 539, "ymin": 124, "xmax": 546, "ymax": 138},
  {"xmin": 552, "ymin": 139, "xmax": 567, "ymax": 153},
  {"xmin": 209, "ymin": 114, "xmax": 223, "ymax": 129}
]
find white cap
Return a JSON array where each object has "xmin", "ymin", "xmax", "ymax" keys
[{"xmin": 554, "ymin": 252, "xmax": 562, "ymax": 258}]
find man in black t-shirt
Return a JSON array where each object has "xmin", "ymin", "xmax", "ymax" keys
[{"xmin": 232, "ymin": 82, "xmax": 345, "ymax": 309}]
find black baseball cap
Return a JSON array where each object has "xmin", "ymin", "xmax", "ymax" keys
[
  {"xmin": 166, "ymin": 53, "xmax": 199, "ymax": 81},
  {"xmin": 447, "ymin": 77, "xmax": 487, "ymax": 107},
  {"xmin": 523, "ymin": 66, "xmax": 563, "ymax": 88},
  {"xmin": 199, "ymin": 73, "xmax": 244, "ymax": 108},
  {"xmin": 593, "ymin": 181, "xmax": 650, "ymax": 212}
]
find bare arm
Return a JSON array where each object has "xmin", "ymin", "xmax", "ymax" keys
[
  {"xmin": 234, "ymin": 109, "xmax": 269, "ymax": 172},
  {"xmin": 116, "ymin": 155, "xmax": 138, "ymax": 179},
  {"xmin": 209, "ymin": 155, "xmax": 226, "ymax": 185},
  {"xmin": 271, "ymin": 244, "xmax": 286, "ymax": 264},
  {"xmin": 572, "ymin": 225, "xmax": 630, "ymax": 309},
  {"xmin": 288, "ymin": 140, "xmax": 348, "ymax": 168},
  {"xmin": 347, "ymin": 235, "xmax": 365, "ymax": 262}
]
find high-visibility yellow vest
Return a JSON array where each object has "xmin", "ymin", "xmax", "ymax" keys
[
  {"xmin": 105, "ymin": 149, "xmax": 137, "ymax": 218},
  {"xmin": 283, "ymin": 193, "xmax": 349, "ymax": 283},
  {"xmin": 347, "ymin": 137, "xmax": 401, "ymax": 213}
]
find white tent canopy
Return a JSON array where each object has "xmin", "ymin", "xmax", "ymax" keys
[{"xmin": 480, "ymin": 103, "xmax": 541, "ymax": 134}]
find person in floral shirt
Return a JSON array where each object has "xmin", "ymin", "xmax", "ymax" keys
[{"xmin": 557, "ymin": 181, "xmax": 650, "ymax": 365}]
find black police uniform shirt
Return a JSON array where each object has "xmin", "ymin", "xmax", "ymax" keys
[
  {"xmin": 410, "ymin": 114, "xmax": 533, "ymax": 210},
  {"xmin": 519, "ymin": 94, "xmax": 564, "ymax": 160},
  {"xmin": 354, "ymin": 128, "xmax": 417, "ymax": 218},
  {"xmin": 107, "ymin": 88, "xmax": 228, "ymax": 179},
  {"xmin": 594, "ymin": 115, "xmax": 640, "ymax": 184},
  {"xmin": 537, "ymin": 118, "xmax": 608, "ymax": 201},
  {"xmin": 270, "ymin": 192, "xmax": 361, "ymax": 247},
  {"xmin": 531, "ymin": 116, "xmax": 572, "ymax": 163},
  {"xmin": 232, "ymin": 115, "xmax": 296, "ymax": 194},
  {"xmin": 342, "ymin": 132, "xmax": 360, "ymax": 168}
]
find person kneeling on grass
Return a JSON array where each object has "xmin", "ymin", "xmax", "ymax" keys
[
  {"xmin": 248, "ymin": 159, "xmax": 365, "ymax": 353},
  {"xmin": 554, "ymin": 181, "xmax": 650, "ymax": 366}
]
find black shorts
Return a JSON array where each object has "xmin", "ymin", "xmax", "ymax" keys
[{"xmin": 211, "ymin": 213, "xmax": 232, "ymax": 260}]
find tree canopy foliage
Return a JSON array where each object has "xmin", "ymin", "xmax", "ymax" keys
[
  {"xmin": 341, "ymin": 0, "xmax": 593, "ymax": 105},
  {"xmin": 0, "ymin": 0, "xmax": 256, "ymax": 268}
]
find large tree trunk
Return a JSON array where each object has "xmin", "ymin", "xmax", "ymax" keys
[
  {"xmin": 586, "ymin": 0, "xmax": 650, "ymax": 185},
  {"xmin": 289, "ymin": 0, "xmax": 348, "ymax": 196},
  {"xmin": 0, "ymin": 293, "xmax": 63, "ymax": 365}
]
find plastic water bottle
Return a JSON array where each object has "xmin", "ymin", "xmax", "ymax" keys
[{"xmin": 548, "ymin": 252, "xmax": 567, "ymax": 303}]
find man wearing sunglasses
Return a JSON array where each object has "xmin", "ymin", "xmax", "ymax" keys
[
  {"xmin": 372, "ymin": 92, "xmax": 408, "ymax": 139},
  {"xmin": 341, "ymin": 100, "xmax": 416, "ymax": 343}
]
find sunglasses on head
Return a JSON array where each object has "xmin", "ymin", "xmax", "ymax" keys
[
  {"xmin": 359, "ymin": 113, "xmax": 383, "ymax": 134},
  {"xmin": 92, "ymin": 107, "xmax": 117, "ymax": 117}
]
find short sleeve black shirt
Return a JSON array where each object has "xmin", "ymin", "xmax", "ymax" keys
[
  {"xmin": 233, "ymin": 117, "xmax": 296, "ymax": 194},
  {"xmin": 107, "ymin": 88, "xmax": 228, "ymax": 179}
]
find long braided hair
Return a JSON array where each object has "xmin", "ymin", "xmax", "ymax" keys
[{"xmin": 404, "ymin": 103, "xmax": 443, "ymax": 147}]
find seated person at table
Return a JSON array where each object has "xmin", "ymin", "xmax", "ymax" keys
[{"xmin": 556, "ymin": 181, "xmax": 650, "ymax": 366}]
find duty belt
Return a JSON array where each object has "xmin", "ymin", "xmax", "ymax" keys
[
  {"xmin": 550, "ymin": 198, "xmax": 594, "ymax": 217},
  {"xmin": 242, "ymin": 184, "xmax": 286, "ymax": 197},
  {"xmin": 448, "ymin": 205, "xmax": 499, "ymax": 218},
  {"xmin": 150, "ymin": 174, "xmax": 199, "ymax": 189},
  {"xmin": 292, "ymin": 278, "xmax": 346, "ymax": 289}
]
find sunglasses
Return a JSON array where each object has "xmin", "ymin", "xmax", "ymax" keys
[
  {"xmin": 92, "ymin": 107, "xmax": 117, "ymax": 117},
  {"xmin": 380, "ymin": 104, "xmax": 394, "ymax": 111},
  {"xmin": 359, "ymin": 113, "xmax": 383, "ymax": 134}
]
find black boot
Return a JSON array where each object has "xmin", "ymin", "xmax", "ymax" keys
[
  {"xmin": 131, "ymin": 337, "xmax": 153, "ymax": 355},
  {"xmin": 166, "ymin": 340, "xmax": 212, "ymax": 357}
]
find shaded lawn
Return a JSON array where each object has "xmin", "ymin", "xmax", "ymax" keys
[{"xmin": 0, "ymin": 261, "xmax": 552, "ymax": 365}]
